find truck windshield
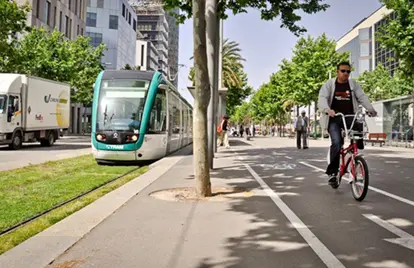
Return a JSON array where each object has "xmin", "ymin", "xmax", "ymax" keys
[
  {"xmin": 0, "ymin": 95, "xmax": 6, "ymax": 113},
  {"xmin": 96, "ymin": 79, "xmax": 150, "ymax": 132}
]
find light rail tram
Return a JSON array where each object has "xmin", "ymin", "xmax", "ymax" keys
[{"xmin": 91, "ymin": 70, "xmax": 193, "ymax": 164}]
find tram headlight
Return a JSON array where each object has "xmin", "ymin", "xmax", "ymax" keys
[
  {"xmin": 96, "ymin": 134, "xmax": 106, "ymax": 141},
  {"xmin": 126, "ymin": 135, "xmax": 138, "ymax": 142}
]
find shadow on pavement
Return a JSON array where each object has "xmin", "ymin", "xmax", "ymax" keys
[{"xmin": 190, "ymin": 139, "xmax": 414, "ymax": 268}]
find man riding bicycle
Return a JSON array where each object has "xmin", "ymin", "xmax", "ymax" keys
[{"xmin": 318, "ymin": 61, "xmax": 377, "ymax": 186}]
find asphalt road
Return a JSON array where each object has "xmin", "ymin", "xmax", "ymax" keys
[
  {"xmin": 0, "ymin": 135, "xmax": 91, "ymax": 171},
  {"xmin": 24, "ymin": 136, "xmax": 414, "ymax": 268},
  {"xmin": 235, "ymin": 137, "xmax": 414, "ymax": 267}
]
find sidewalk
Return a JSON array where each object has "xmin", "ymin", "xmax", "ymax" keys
[{"xmin": 0, "ymin": 139, "xmax": 324, "ymax": 268}]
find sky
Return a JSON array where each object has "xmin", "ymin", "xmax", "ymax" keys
[{"xmin": 175, "ymin": 0, "xmax": 384, "ymax": 105}]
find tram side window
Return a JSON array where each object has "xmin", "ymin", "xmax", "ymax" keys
[
  {"xmin": 189, "ymin": 110, "xmax": 193, "ymax": 135},
  {"xmin": 182, "ymin": 105, "xmax": 187, "ymax": 136},
  {"xmin": 148, "ymin": 88, "xmax": 166, "ymax": 134},
  {"xmin": 172, "ymin": 95, "xmax": 181, "ymax": 134}
]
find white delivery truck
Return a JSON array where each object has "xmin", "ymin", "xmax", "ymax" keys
[{"xmin": 0, "ymin": 73, "xmax": 70, "ymax": 149}]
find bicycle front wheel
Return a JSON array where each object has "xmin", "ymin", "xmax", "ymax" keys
[{"xmin": 351, "ymin": 155, "xmax": 369, "ymax": 201}]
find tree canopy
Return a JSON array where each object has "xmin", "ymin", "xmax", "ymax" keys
[
  {"xmin": 188, "ymin": 38, "xmax": 252, "ymax": 117},
  {"xmin": 0, "ymin": 1, "xmax": 106, "ymax": 105},
  {"xmin": 233, "ymin": 33, "xmax": 349, "ymax": 126},
  {"xmin": 0, "ymin": 0, "xmax": 31, "ymax": 71},
  {"xmin": 164, "ymin": 0, "xmax": 329, "ymax": 36},
  {"xmin": 377, "ymin": 0, "xmax": 414, "ymax": 80},
  {"xmin": 357, "ymin": 64, "xmax": 413, "ymax": 101}
]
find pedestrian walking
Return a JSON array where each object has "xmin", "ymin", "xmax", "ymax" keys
[
  {"xmin": 217, "ymin": 115, "xmax": 230, "ymax": 148},
  {"xmin": 294, "ymin": 111, "xmax": 309, "ymax": 149}
]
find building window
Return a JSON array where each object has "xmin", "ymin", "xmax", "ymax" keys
[
  {"xmin": 109, "ymin": 15, "xmax": 118, "ymax": 30},
  {"xmin": 53, "ymin": 6, "xmax": 57, "ymax": 28},
  {"xmin": 141, "ymin": 45, "xmax": 145, "ymax": 66},
  {"xmin": 122, "ymin": 4, "xmax": 125, "ymax": 17},
  {"xmin": 86, "ymin": 32, "xmax": 103, "ymax": 47},
  {"xmin": 69, "ymin": 0, "xmax": 71, "ymax": 10},
  {"xmin": 44, "ymin": 1, "xmax": 51, "ymax": 25},
  {"xmin": 59, "ymin": 11, "xmax": 63, "ymax": 31},
  {"xmin": 77, "ymin": 25, "xmax": 80, "ymax": 35},
  {"xmin": 80, "ymin": 0, "xmax": 83, "ymax": 18},
  {"xmin": 69, "ymin": 18, "xmax": 72, "ymax": 38},
  {"xmin": 133, "ymin": 19, "xmax": 136, "ymax": 31},
  {"xmin": 36, "ymin": 0, "xmax": 41, "ymax": 18},
  {"xmin": 97, "ymin": 0, "xmax": 104, "ymax": 8},
  {"xmin": 86, "ymin": 12, "xmax": 97, "ymax": 27},
  {"xmin": 128, "ymin": 12, "xmax": 131, "ymax": 24},
  {"xmin": 65, "ymin": 15, "xmax": 69, "ymax": 37},
  {"xmin": 75, "ymin": 0, "xmax": 78, "ymax": 15},
  {"xmin": 87, "ymin": 0, "xmax": 91, "ymax": 7},
  {"xmin": 81, "ymin": 28, "xmax": 84, "ymax": 35}
]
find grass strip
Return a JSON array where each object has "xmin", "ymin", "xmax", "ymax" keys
[
  {"xmin": 0, "ymin": 165, "xmax": 147, "ymax": 255},
  {"xmin": 0, "ymin": 154, "xmax": 140, "ymax": 232}
]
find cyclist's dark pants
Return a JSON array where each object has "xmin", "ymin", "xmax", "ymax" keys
[{"xmin": 326, "ymin": 117, "xmax": 364, "ymax": 175}]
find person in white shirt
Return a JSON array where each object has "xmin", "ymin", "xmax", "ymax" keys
[{"xmin": 294, "ymin": 111, "xmax": 309, "ymax": 149}]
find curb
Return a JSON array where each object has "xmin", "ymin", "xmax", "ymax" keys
[{"xmin": 0, "ymin": 144, "xmax": 193, "ymax": 268}]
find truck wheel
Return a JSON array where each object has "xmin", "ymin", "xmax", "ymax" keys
[
  {"xmin": 9, "ymin": 132, "xmax": 22, "ymax": 150},
  {"xmin": 41, "ymin": 132, "xmax": 55, "ymax": 147}
]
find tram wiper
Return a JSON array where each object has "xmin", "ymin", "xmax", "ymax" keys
[{"xmin": 103, "ymin": 105, "xmax": 108, "ymax": 126}]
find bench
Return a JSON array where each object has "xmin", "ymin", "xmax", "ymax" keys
[
  {"xmin": 287, "ymin": 130, "xmax": 295, "ymax": 139},
  {"xmin": 364, "ymin": 133, "xmax": 387, "ymax": 147}
]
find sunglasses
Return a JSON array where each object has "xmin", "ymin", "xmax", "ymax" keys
[{"xmin": 339, "ymin": 69, "xmax": 351, "ymax": 74}]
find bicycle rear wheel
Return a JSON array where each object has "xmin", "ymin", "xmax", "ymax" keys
[{"xmin": 351, "ymin": 155, "xmax": 369, "ymax": 201}]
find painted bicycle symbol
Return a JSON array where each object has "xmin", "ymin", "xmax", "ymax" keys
[{"xmin": 258, "ymin": 163, "xmax": 296, "ymax": 170}]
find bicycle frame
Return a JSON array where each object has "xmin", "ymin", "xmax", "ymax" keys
[{"xmin": 334, "ymin": 109, "xmax": 367, "ymax": 179}]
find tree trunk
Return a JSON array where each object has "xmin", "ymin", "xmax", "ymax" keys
[
  {"xmin": 206, "ymin": 0, "xmax": 218, "ymax": 169},
  {"xmin": 193, "ymin": 0, "xmax": 212, "ymax": 197},
  {"xmin": 314, "ymin": 102, "xmax": 317, "ymax": 139}
]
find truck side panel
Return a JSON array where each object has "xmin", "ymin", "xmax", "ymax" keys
[{"xmin": 23, "ymin": 77, "xmax": 70, "ymax": 130}]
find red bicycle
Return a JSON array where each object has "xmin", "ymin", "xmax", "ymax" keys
[{"xmin": 326, "ymin": 109, "xmax": 371, "ymax": 201}]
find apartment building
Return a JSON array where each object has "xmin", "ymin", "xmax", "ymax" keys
[
  {"xmin": 336, "ymin": 5, "xmax": 397, "ymax": 78},
  {"xmin": 86, "ymin": 0, "xmax": 137, "ymax": 69},
  {"xmin": 15, "ymin": 0, "xmax": 87, "ymax": 40}
]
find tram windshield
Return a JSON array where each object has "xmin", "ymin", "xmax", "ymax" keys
[{"xmin": 96, "ymin": 79, "xmax": 149, "ymax": 132}]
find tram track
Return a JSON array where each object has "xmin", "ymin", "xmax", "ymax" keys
[{"xmin": 0, "ymin": 167, "xmax": 142, "ymax": 237}]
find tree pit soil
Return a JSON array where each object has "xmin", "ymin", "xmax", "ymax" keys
[{"xmin": 149, "ymin": 187, "xmax": 253, "ymax": 203}]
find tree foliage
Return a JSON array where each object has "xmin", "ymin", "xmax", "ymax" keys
[
  {"xmin": 3, "ymin": 27, "xmax": 105, "ymax": 105},
  {"xmin": 226, "ymin": 68, "xmax": 253, "ymax": 116},
  {"xmin": 189, "ymin": 38, "xmax": 251, "ymax": 117},
  {"xmin": 357, "ymin": 64, "xmax": 413, "ymax": 101},
  {"xmin": 0, "ymin": 0, "xmax": 31, "ymax": 71},
  {"xmin": 287, "ymin": 34, "xmax": 349, "ymax": 106},
  {"xmin": 164, "ymin": 0, "xmax": 329, "ymax": 36},
  {"xmin": 122, "ymin": 64, "xmax": 141, "ymax": 70},
  {"xmin": 239, "ymin": 34, "xmax": 349, "ymax": 126},
  {"xmin": 377, "ymin": 0, "xmax": 414, "ymax": 80}
]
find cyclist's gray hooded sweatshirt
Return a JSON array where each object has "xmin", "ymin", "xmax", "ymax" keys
[{"xmin": 318, "ymin": 78, "xmax": 375, "ymax": 131}]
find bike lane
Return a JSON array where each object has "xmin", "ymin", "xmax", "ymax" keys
[{"xmin": 233, "ymin": 144, "xmax": 414, "ymax": 268}]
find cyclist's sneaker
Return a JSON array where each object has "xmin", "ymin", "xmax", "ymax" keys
[{"xmin": 328, "ymin": 174, "xmax": 337, "ymax": 185}]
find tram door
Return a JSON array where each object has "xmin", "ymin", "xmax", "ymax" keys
[{"xmin": 166, "ymin": 90, "xmax": 174, "ymax": 153}]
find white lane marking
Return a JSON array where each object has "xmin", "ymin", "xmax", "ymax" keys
[
  {"xmin": 236, "ymin": 158, "xmax": 345, "ymax": 267},
  {"xmin": 300, "ymin": 161, "xmax": 414, "ymax": 208},
  {"xmin": 285, "ymin": 156, "xmax": 293, "ymax": 159},
  {"xmin": 363, "ymin": 214, "xmax": 414, "ymax": 251}
]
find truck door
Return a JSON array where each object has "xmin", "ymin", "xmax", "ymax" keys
[{"xmin": 6, "ymin": 95, "xmax": 22, "ymax": 132}]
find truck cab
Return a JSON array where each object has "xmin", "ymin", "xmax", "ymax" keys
[{"xmin": 0, "ymin": 77, "xmax": 23, "ymax": 149}]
